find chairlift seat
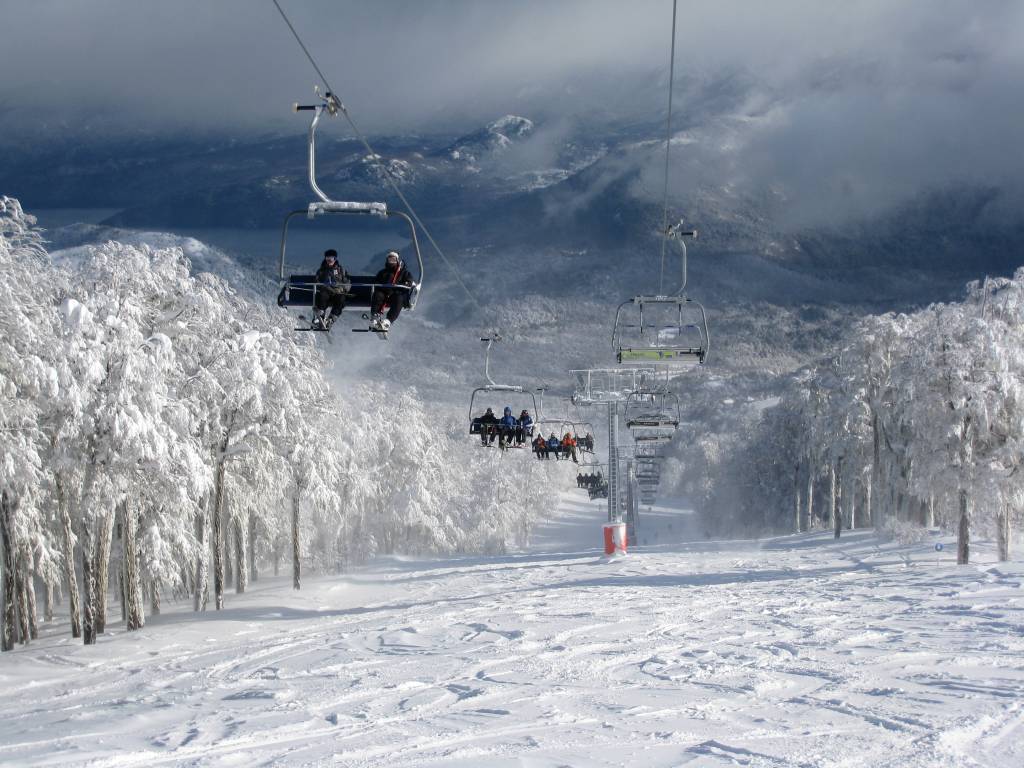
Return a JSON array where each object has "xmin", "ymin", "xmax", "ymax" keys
[{"xmin": 278, "ymin": 275, "xmax": 416, "ymax": 310}]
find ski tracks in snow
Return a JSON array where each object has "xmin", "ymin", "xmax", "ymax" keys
[{"xmin": 1, "ymin": 501, "xmax": 1022, "ymax": 766}]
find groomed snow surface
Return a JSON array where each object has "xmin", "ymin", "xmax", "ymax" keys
[{"xmin": 2, "ymin": 493, "xmax": 1022, "ymax": 767}]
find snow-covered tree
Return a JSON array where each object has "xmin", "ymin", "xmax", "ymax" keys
[{"xmin": 0, "ymin": 198, "xmax": 58, "ymax": 649}]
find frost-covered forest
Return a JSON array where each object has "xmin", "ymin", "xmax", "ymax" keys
[
  {"xmin": 684, "ymin": 274, "xmax": 1024, "ymax": 562},
  {"xmin": 0, "ymin": 197, "xmax": 567, "ymax": 649},
  {"xmin": 4, "ymin": 185, "xmax": 1024, "ymax": 656}
]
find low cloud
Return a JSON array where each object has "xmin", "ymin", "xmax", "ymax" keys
[{"xmin": 2, "ymin": 0, "xmax": 1022, "ymax": 227}]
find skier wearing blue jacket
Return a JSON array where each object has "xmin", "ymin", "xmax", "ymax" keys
[
  {"xmin": 516, "ymin": 409, "xmax": 534, "ymax": 445},
  {"xmin": 546, "ymin": 433, "xmax": 561, "ymax": 459},
  {"xmin": 498, "ymin": 406, "xmax": 518, "ymax": 449}
]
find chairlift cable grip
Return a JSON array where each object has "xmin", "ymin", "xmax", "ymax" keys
[{"xmin": 271, "ymin": 0, "xmax": 498, "ymax": 336}]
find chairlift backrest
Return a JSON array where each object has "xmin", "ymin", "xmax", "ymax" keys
[{"xmin": 570, "ymin": 368, "xmax": 660, "ymax": 405}]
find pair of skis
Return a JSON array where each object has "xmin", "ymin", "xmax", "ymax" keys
[{"xmin": 295, "ymin": 313, "xmax": 389, "ymax": 341}]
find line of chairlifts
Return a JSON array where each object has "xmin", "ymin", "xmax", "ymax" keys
[{"xmin": 470, "ymin": 407, "xmax": 595, "ymax": 458}]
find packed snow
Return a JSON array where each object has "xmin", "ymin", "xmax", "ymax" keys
[{"xmin": 1, "ymin": 491, "xmax": 1021, "ymax": 767}]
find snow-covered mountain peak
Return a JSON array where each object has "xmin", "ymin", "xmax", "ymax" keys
[
  {"xmin": 487, "ymin": 114, "xmax": 534, "ymax": 139},
  {"xmin": 446, "ymin": 115, "xmax": 536, "ymax": 168}
]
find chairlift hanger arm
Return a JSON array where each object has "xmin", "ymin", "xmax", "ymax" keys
[
  {"xmin": 666, "ymin": 221, "xmax": 697, "ymax": 297},
  {"xmin": 482, "ymin": 336, "xmax": 498, "ymax": 387}
]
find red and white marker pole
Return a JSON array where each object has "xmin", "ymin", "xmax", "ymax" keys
[{"xmin": 603, "ymin": 522, "xmax": 627, "ymax": 556}]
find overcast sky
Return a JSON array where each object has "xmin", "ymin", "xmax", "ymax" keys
[
  {"xmin": 2, "ymin": 1, "xmax": 1019, "ymax": 130},
  {"xmin": 2, "ymin": 0, "xmax": 1022, "ymax": 225}
]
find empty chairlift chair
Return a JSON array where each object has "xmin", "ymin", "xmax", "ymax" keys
[
  {"xmin": 625, "ymin": 390, "xmax": 681, "ymax": 444},
  {"xmin": 612, "ymin": 224, "xmax": 708, "ymax": 367}
]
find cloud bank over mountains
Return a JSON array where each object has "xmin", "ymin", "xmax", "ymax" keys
[{"xmin": 2, "ymin": 0, "xmax": 1022, "ymax": 228}]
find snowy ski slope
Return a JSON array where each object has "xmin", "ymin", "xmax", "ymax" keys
[{"xmin": 1, "ymin": 493, "xmax": 1021, "ymax": 767}]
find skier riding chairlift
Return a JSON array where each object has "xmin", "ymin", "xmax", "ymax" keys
[
  {"xmin": 369, "ymin": 250, "xmax": 414, "ymax": 332},
  {"xmin": 311, "ymin": 249, "xmax": 350, "ymax": 330}
]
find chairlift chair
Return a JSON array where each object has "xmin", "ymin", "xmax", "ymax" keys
[
  {"xmin": 612, "ymin": 224, "xmax": 708, "ymax": 366},
  {"xmin": 613, "ymin": 297, "xmax": 709, "ymax": 365},
  {"xmin": 575, "ymin": 460, "xmax": 609, "ymax": 499},
  {"xmin": 570, "ymin": 368, "xmax": 660, "ymax": 406},
  {"xmin": 568, "ymin": 419, "xmax": 597, "ymax": 454},
  {"xmin": 533, "ymin": 418, "xmax": 572, "ymax": 442},
  {"xmin": 468, "ymin": 337, "xmax": 538, "ymax": 449},
  {"xmin": 625, "ymin": 390, "xmax": 680, "ymax": 443},
  {"xmin": 276, "ymin": 90, "xmax": 424, "ymax": 331},
  {"xmin": 531, "ymin": 387, "xmax": 582, "ymax": 457}
]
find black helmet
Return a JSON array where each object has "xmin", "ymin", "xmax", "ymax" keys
[{"xmin": 324, "ymin": 249, "xmax": 337, "ymax": 260}]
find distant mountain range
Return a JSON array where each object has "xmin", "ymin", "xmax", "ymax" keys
[{"xmin": 5, "ymin": 97, "xmax": 1022, "ymax": 316}]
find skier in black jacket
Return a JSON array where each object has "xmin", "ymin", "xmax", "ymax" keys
[
  {"xmin": 476, "ymin": 407, "xmax": 499, "ymax": 446},
  {"xmin": 313, "ymin": 249, "xmax": 350, "ymax": 330},
  {"xmin": 370, "ymin": 250, "xmax": 414, "ymax": 331}
]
